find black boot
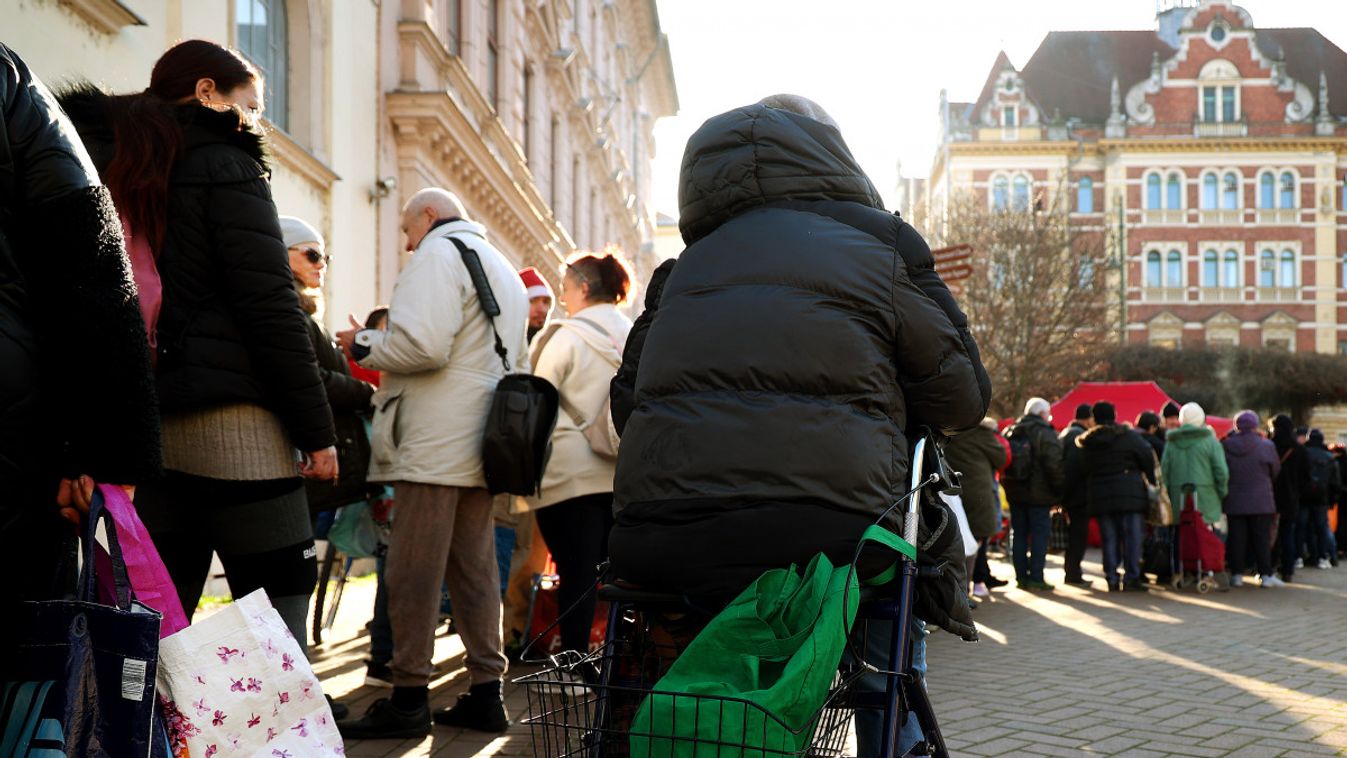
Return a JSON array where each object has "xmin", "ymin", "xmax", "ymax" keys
[
  {"xmin": 337, "ymin": 697, "xmax": 431, "ymax": 740},
  {"xmin": 434, "ymin": 680, "xmax": 510, "ymax": 733}
]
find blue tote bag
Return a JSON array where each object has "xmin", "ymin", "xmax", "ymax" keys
[{"xmin": 0, "ymin": 491, "xmax": 163, "ymax": 757}]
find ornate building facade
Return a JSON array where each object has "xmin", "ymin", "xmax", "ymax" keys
[
  {"xmin": 928, "ymin": 0, "xmax": 1346, "ymax": 354},
  {"xmin": 11, "ymin": 0, "xmax": 677, "ymax": 325}
]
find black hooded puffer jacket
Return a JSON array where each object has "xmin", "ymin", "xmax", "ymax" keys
[
  {"xmin": 610, "ymin": 105, "xmax": 989, "ymax": 633},
  {"xmin": 59, "ymin": 86, "xmax": 335, "ymax": 454}
]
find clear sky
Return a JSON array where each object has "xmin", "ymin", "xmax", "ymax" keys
[{"xmin": 649, "ymin": 0, "xmax": 1347, "ymax": 218}]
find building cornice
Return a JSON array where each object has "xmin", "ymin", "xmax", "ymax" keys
[
  {"xmin": 265, "ymin": 122, "xmax": 340, "ymax": 190},
  {"xmin": 1097, "ymin": 136, "xmax": 1347, "ymax": 153},
  {"xmin": 58, "ymin": 0, "xmax": 145, "ymax": 35}
]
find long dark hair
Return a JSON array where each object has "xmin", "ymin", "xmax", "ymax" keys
[{"xmin": 105, "ymin": 40, "xmax": 258, "ymax": 252}]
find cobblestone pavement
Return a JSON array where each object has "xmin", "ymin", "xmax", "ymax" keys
[
  {"xmin": 313, "ymin": 546, "xmax": 1347, "ymax": 757},
  {"xmin": 927, "ymin": 549, "xmax": 1347, "ymax": 757}
]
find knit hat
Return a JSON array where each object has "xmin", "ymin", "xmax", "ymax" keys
[
  {"xmin": 278, "ymin": 215, "xmax": 323, "ymax": 250},
  {"xmin": 1162, "ymin": 401, "xmax": 1181, "ymax": 419},
  {"xmin": 1092, "ymin": 401, "xmax": 1116, "ymax": 425},
  {"xmin": 1074, "ymin": 403, "xmax": 1092, "ymax": 421},
  {"xmin": 1179, "ymin": 402, "xmax": 1206, "ymax": 427},
  {"xmin": 1236, "ymin": 410, "xmax": 1259, "ymax": 432},
  {"xmin": 518, "ymin": 267, "xmax": 553, "ymax": 301}
]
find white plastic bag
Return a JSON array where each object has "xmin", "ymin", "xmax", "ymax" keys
[{"xmin": 156, "ymin": 589, "xmax": 343, "ymax": 756}]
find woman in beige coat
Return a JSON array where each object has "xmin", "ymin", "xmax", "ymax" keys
[{"xmin": 529, "ymin": 251, "xmax": 634, "ymax": 653}]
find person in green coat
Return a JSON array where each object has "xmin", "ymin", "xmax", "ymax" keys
[{"xmin": 1160, "ymin": 402, "xmax": 1229, "ymax": 526}]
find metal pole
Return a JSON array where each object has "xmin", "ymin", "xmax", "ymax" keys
[{"xmin": 1117, "ymin": 196, "xmax": 1128, "ymax": 345}]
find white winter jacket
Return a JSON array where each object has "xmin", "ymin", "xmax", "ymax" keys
[
  {"xmin": 360, "ymin": 220, "xmax": 530, "ymax": 488},
  {"xmin": 528, "ymin": 303, "xmax": 632, "ymax": 509}
]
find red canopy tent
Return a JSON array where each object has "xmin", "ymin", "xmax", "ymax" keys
[{"xmin": 1047, "ymin": 381, "xmax": 1233, "ymax": 437}]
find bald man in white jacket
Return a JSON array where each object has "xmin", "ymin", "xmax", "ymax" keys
[{"xmin": 336, "ymin": 188, "xmax": 528, "ymax": 738}]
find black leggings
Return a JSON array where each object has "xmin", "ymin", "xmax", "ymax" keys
[
  {"xmin": 1226, "ymin": 514, "xmax": 1274, "ymax": 578},
  {"xmin": 135, "ymin": 472, "xmax": 317, "ymax": 647},
  {"xmin": 534, "ymin": 493, "xmax": 614, "ymax": 654}
]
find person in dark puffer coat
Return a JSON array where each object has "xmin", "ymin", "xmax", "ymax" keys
[
  {"xmin": 59, "ymin": 40, "xmax": 336, "ymax": 647},
  {"xmin": 1269, "ymin": 413, "xmax": 1309, "ymax": 581},
  {"xmin": 0, "ymin": 43, "xmax": 160, "ymax": 603},
  {"xmin": 609, "ymin": 94, "xmax": 990, "ymax": 758},
  {"xmin": 1077, "ymin": 402, "xmax": 1155, "ymax": 592}
]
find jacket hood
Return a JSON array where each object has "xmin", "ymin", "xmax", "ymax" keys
[
  {"xmin": 1224, "ymin": 430, "xmax": 1264, "ymax": 458},
  {"xmin": 1164, "ymin": 424, "xmax": 1215, "ymax": 448},
  {"xmin": 677, "ymin": 104, "xmax": 884, "ymax": 245},
  {"xmin": 1078, "ymin": 423, "xmax": 1129, "ymax": 449},
  {"xmin": 56, "ymin": 82, "xmax": 271, "ymax": 172}
]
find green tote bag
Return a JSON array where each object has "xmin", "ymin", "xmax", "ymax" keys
[{"xmin": 629, "ymin": 525, "xmax": 914, "ymax": 757}]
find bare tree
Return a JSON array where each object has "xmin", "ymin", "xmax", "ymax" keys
[{"xmin": 928, "ymin": 190, "xmax": 1116, "ymax": 418}]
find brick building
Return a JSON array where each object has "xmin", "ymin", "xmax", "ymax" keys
[{"xmin": 927, "ymin": 0, "xmax": 1347, "ymax": 354}]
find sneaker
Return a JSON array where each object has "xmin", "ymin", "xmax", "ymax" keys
[
  {"xmin": 1261, "ymin": 575, "xmax": 1286, "ymax": 588},
  {"xmin": 984, "ymin": 576, "xmax": 1009, "ymax": 589},
  {"xmin": 1294, "ymin": 558, "xmax": 1304, "ymax": 569},
  {"xmin": 1229, "ymin": 574, "xmax": 1244, "ymax": 587},
  {"xmin": 365, "ymin": 661, "xmax": 394, "ymax": 688},
  {"xmin": 433, "ymin": 681, "xmax": 510, "ymax": 733},
  {"xmin": 1023, "ymin": 580, "xmax": 1055, "ymax": 592},
  {"xmin": 1064, "ymin": 576, "xmax": 1093, "ymax": 589},
  {"xmin": 1317, "ymin": 558, "xmax": 1333, "ymax": 570},
  {"xmin": 971, "ymin": 583, "xmax": 991, "ymax": 599},
  {"xmin": 337, "ymin": 698, "xmax": 431, "ymax": 740}
]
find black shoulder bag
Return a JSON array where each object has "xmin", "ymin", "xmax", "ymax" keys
[{"xmin": 449, "ymin": 237, "xmax": 559, "ymax": 496}]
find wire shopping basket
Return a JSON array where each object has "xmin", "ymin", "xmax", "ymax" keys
[{"xmin": 518, "ymin": 613, "xmax": 859, "ymax": 758}]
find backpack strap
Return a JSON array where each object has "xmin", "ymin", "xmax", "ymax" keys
[{"xmin": 449, "ymin": 237, "xmax": 510, "ymax": 373}]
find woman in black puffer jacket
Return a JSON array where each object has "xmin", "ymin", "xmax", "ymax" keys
[
  {"xmin": 278, "ymin": 215, "xmax": 374, "ymax": 514},
  {"xmin": 59, "ymin": 40, "xmax": 336, "ymax": 645}
]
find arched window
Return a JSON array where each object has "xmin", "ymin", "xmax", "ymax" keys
[
  {"xmin": 1279, "ymin": 171, "xmax": 1296, "ymax": 208},
  {"xmin": 1202, "ymin": 173, "xmax": 1218, "ymax": 209},
  {"xmin": 1222, "ymin": 171, "xmax": 1239, "ymax": 209},
  {"xmin": 1166, "ymin": 250, "xmax": 1183, "ymax": 286},
  {"xmin": 992, "ymin": 176, "xmax": 1008, "ymax": 211},
  {"xmin": 1259, "ymin": 173, "xmax": 1275, "ymax": 209},
  {"xmin": 1259, "ymin": 249, "xmax": 1276, "ymax": 287},
  {"xmin": 1223, "ymin": 250, "xmax": 1239, "ymax": 287},
  {"xmin": 1012, "ymin": 175, "xmax": 1029, "ymax": 211},
  {"xmin": 1146, "ymin": 251, "xmax": 1163, "ymax": 287},
  {"xmin": 236, "ymin": 0, "xmax": 288, "ymax": 131},
  {"xmin": 1202, "ymin": 250, "xmax": 1219, "ymax": 286},
  {"xmin": 1146, "ymin": 174, "xmax": 1162, "ymax": 209},
  {"xmin": 1280, "ymin": 250, "xmax": 1296, "ymax": 286},
  {"xmin": 1077, "ymin": 177, "xmax": 1094, "ymax": 213},
  {"xmin": 1167, "ymin": 173, "xmax": 1182, "ymax": 209}
]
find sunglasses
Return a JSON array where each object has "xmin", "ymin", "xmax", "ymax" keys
[{"xmin": 298, "ymin": 248, "xmax": 331, "ymax": 265}]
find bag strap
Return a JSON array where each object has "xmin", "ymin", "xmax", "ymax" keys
[
  {"xmin": 857, "ymin": 524, "xmax": 917, "ymax": 587},
  {"xmin": 77, "ymin": 489, "xmax": 134, "ymax": 609},
  {"xmin": 449, "ymin": 237, "xmax": 511, "ymax": 373}
]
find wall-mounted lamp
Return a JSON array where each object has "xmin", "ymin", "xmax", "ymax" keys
[{"xmin": 369, "ymin": 176, "xmax": 397, "ymax": 203}]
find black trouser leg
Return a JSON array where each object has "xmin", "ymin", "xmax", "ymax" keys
[
  {"xmin": 972, "ymin": 539, "xmax": 991, "ymax": 583},
  {"xmin": 534, "ymin": 493, "xmax": 614, "ymax": 654},
  {"xmin": 1226, "ymin": 515, "xmax": 1249, "ymax": 576},
  {"xmin": 1064, "ymin": 506, "xmax": 1089, "ymax": 581}
]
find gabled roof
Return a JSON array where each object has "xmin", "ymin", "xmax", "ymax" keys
[
  {"xmin": 1256, "ymin": 28, "xmax": 1347, "ymax": 117},
  {"xmin": 1019, "ymin": 31, "xmax": 1177, "ymax": 124},
  {"xmin": 971, "ymin": 51, "xmax": 1019, "ymax": 119}
]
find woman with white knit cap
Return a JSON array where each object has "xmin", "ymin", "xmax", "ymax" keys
[{"xmin": 1160, "ymin": 402, "xmax": 1230, "ymax": 530}]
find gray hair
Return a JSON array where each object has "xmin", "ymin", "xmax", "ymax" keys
[
  {"xmin": 757, "ymin": 94, "xmax": 839, "ymax": 129},
  {"xmin": 403, "ymin": 187, "xmax": 468, "ymax": 222},
  {"xmin": 1024, "ymin": 397, "xmax": 1051, "ymax": 418}
]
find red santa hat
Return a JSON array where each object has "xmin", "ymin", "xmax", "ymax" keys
[{"xmin": 518, "ymin": 267, "xmax": 554, "ymax": 301}]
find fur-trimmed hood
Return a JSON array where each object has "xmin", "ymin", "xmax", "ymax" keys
[
  {"xmin": 55, "ymin": 82, "xmax": 271, "ymax": 176},
  {"xmin": 1077, "ymin": 422, "xmax": 1130, "ymax": 449}
]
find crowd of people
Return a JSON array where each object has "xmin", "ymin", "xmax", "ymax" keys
[
  {"xmin": 7, "ymin": 31, "xmax": 1344, "ymax": 756},
  {"xmin": 968, "ymin": 398, "xmax": 1346, "ymax": 597}
]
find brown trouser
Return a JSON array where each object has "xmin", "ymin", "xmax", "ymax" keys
[
  {"xmin": 386, "ymin": 482, "xmax": 507, "ymax": 687},
  {"xmin": 504, "ymin": 511, "xmax": 550, "ymax": 639}
]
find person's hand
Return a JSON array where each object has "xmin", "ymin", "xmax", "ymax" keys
[
  {"xmin": 335, "ymin": 313, "xmax": 363, "ymax": 360},
  {"xmin": 301, "ymin": 446, "xmax": 340, "ymax": 482},
  {"xmin": 56, "ymin": 475, "xmax": 95, "ymax": 526}
]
